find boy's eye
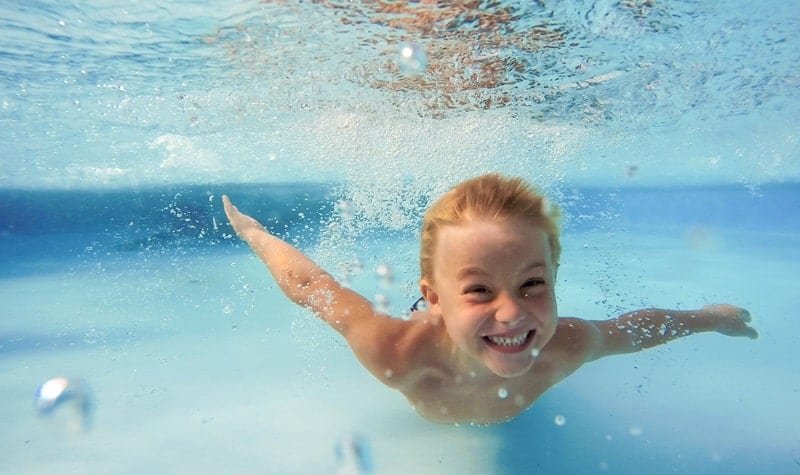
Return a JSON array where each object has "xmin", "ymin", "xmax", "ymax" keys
[
  {"xmin": 522, "ymin": 279, "xmax": 545, "ymax": 289},
  {"xmin": 466, "ymin": 286, "xmax": 489, "ymax": 294}
]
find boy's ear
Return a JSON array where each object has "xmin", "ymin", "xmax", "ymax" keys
[{"xmin": 419, "ymin": 279, "xmax": 441, "ymax": 315}]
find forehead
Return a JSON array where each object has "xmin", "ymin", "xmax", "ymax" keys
[{"xmin": 432, "ymin": 217, "xmax": 552, "ymax": 275}]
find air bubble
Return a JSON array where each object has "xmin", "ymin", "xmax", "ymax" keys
[
  {"xmin": 334, "ymin": 432, "xmax": 374, "ymax": 474},
  {"xmin": 337, "ymin": 200, "xmax": 353, "ymax": 220},
  {"xmin": 35, "ymin": 377, "xmax": 93, "ymax": 429},
  {"xmin": 374, "ymin": 293, "xmax": 390, "ymax": 314},
  {"xmin": 351, "ymin": 257, "xmax": 364, "ymax": 275},
  {"xmin": 396, "ymin": 42, "xmax": 427, "ymax": 76},
  {"xmin": 497, "ymin": 387, "xmax": 508, "ymax": 399},
  {"xmin": 375, "ymin": 263, "xmax": 393, "ymax": 288},
  {"xmin": 513, "ymin": 394, "xmax": 527, "ymax": 408},
  {"xmin": 375, "ymin": 263, "xmax": 392, "ymax": 279},
  {"xmin": 530, "ymin": 347, "xmax": 540, "ymax": 358},
  {"xmin": 554, "ymin": 414, "xmax": 566, "ymax": 426}
]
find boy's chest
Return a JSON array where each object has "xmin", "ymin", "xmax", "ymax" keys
[{"xmin": 401, "ymin": 372, "xmax": 551, "ymax": 424}]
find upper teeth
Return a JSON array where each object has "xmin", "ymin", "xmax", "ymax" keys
[{"xmin": 487, "ymin": 332, "xmax": 529, "ymax": 347}]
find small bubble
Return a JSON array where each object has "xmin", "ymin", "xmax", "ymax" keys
[
  {"xmin": 396, "ymin": 42, "xmax": 427, "ymax": 76},
  {"xmin": 334, "ymin": 432, "xmax": 374, "ymax": 474},
  {"xmin": 497, "ymin": 387, "xmax": 508, "ymax": 399},
  {"xmin": 375, "ymin": 263, "xmax": 393, "ymax": 288},
  {"xmin": 336, "ymin": 200, "xmax": 353, "ymax": 220},
  {"xmin": 554, "ymin": 414, "xmax": 566, "ymax": 426},
  {"xmin": 513, "ymin": 394, "xmax": 526, "ymax": 408},
  {"xmin": 35, "ymin": 377, "xmax": 93, "ymax": 430},
  {"xmin": 629, "ymin": 426, "xmax": 643, "ymax": 437},
  {"xmin": 351, "ymin": 258, "xmax": 364, "ymax": 275},
  {"xmin": 530, "ymin": 347, "xmax": 540, "ymax": 358},
  {"xmin": 384, "ymin": 369, "xmax": 393, "ymax": 379},
  {"xmin": 375, "ymin": 263, "xmax": 392, "ymax": 278},
  {"xmin": 374, "ymin": 293, "xmax": 390, "ymax": 313}
]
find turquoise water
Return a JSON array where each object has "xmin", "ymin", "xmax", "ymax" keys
[{"xmin": 1, "ymin": 1, "xmax": 799, "ymax": 474}]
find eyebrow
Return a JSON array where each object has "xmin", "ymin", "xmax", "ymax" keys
[{"xmin": 455, "ymin": 262, "xmax": 548, "ymax": 280}]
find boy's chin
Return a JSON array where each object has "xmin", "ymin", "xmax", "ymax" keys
[{"xmin": 486, "ymin": 360, "xmax": 534, "ymax": 379}]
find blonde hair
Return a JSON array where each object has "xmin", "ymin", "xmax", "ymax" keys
[{"xmin": 420, "ymin": 173, "xmax": 561, "ymax": 281}]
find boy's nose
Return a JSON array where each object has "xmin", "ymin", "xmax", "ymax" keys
[{"xmin": 494, "ymin": 294, "xmax": 526, "ymax": 326}]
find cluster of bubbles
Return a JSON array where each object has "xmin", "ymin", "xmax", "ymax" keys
[{"xmin": 373, "ymin": 263, "xmax": 394, "ymax": 314}]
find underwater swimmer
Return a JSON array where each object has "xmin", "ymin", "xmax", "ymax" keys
[{"xmin": 222, "ymin": 173, "xmax": 757, "ymax": 424}]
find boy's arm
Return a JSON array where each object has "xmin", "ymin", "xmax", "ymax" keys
[
  {"xmin": 575, "ymin": 304, "xmax": 758, "ymax": 362},
  {"xmin": 223, "ymin": 195, "xmax": 374, "ymax": 335},
  {"xmin": 222, "ymin": 195, "xmax": 417, "ymax": 386}
]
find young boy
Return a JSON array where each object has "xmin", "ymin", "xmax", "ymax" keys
[{"xmin": 222, "ymin": 173, "xmax": 757, "ymax": 424}]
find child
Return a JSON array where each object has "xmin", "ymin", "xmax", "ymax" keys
[{"xmin": 222, "ymin": 173, "xmax": 757, "ymax": 424}]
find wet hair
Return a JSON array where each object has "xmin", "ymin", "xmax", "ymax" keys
[{"xmin": 420, "ymin": 173, "xmax": 561, "ymax": 282}]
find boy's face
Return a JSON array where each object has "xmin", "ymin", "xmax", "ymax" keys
[{"xmin": 422, "ymin": 217, "xmax": 558, "ymax": 378}]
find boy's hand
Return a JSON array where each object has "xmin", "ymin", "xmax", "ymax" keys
[
  {"xmin": 702, "ymin": 304, "xmax": 758, "ymax": 339},
  {"xmin": 222, "ymin": 195, "xmax": 267, "ymax": 238}
]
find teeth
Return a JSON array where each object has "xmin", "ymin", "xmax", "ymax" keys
[{"xmin": 487, "ymin": 331, "xmax": 529, "ymax": 347}]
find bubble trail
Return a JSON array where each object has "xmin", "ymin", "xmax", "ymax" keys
[
  {"xmin": 335, "ymin": 432, "xmax": 375, "ymax": 475},
  {"xmin": 35, "ymin": 377, "xmax": 93, "ymax": 429}
]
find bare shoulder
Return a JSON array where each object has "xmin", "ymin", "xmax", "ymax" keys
[
  {"xmin": 538, "ymin": 317, "xmax": 599, "ymax": 369},
  {"xmin": 550, "ymin": 317, "xmax": 597, "ymax": 351},
  {"xmin": 346, "ymin": 310, "xmax": 446, "ymax": 390}
]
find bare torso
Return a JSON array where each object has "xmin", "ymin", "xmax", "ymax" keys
[{"xmin": 391, "ymin": 313, "xmax": 587, "ymax": 424}]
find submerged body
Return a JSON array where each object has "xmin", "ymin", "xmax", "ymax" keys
[{"xmin": 222, "ymin": 174, "xmax": 756, "ymax": 424}]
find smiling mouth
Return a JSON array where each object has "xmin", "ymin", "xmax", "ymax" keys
[{"xmin": 483, "ymin": 330, "xmax": 535, "ymax": 353}]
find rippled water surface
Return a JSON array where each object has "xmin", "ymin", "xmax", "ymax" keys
[{"xmin": 1, "ymin": 1, "xmax": 798, "ymax": 474}]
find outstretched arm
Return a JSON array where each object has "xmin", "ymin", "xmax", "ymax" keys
[
  {"xmin": 222, "ymin": 195, "xmax": 422, "ymax": 387},
  {"xmin": 578, "ymin": 304, "xmax": 757, "ymax": 362},
  {"xmin": 222, "ymin": 195, "xmax": 368, "ymax": 333}
]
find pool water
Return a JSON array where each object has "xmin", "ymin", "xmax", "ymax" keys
[{"xmin": 1, "ymin": 1, "xmax": 798, "ymax": 474}]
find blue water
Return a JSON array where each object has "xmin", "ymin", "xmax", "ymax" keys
[{"xmin": 1, "ymin": 1, "xmax": 799, "ymax": 474}]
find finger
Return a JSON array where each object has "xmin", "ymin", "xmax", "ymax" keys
[
  {"xmin": 745, "ymin": 327, "xmax": 759, "ymax": 339},
  {"xmin": 222, "ymin": 195, "xmax": 236, "ymax": 215},
  {"xmin": 739, "ymin": 309, "xmax": 752, "ymax": 323}
]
